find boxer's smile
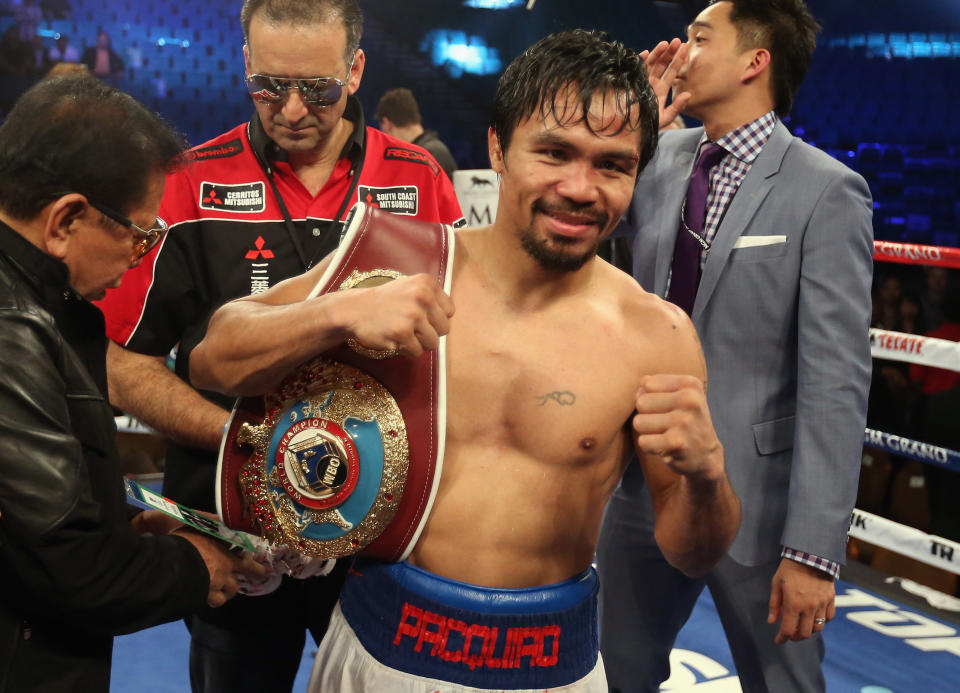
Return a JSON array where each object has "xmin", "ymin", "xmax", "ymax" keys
[{"xmin": 535, "ymin": 202, "xmax": 607, "ymax": 239}]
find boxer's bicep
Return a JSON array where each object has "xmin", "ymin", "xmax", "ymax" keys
[
  {"xmin": 629, "ymin": 301, "xmax": 705, "ymax": 515},
  {"xmin": 659, "ymin": 302, "xmax": 707, "ymax": 382}
]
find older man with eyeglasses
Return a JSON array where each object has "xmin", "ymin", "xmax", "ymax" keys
[
  {"xmin": 0, "ymin": 74, "xmax": 266, "ymax": 693},
  {"xmin": 93, "ymin": 2, "xmax": 466, "ymax": 691}
]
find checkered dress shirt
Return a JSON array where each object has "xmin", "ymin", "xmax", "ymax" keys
[
  {"xmin": 782, "ymin": 547, "xmax": 840, "ymax": 580},
  {"xmin": 688, "ymin": 111, "xmax": 839, "ymax": 580},
  {"xmin": 695, "ymin": 110, "xmax": 777, "ymax": 268}
]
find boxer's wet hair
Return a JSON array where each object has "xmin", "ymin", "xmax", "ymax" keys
[
  {"xmin": 490, "ymin": 29, "xmax": 658, "ymax": 173},
  {"xmin": 0, "ymin": 74, "xmax": 185, "ymax": 220},
  {"xmin": 711, "ymin": 0, "xmax": 820, "ymax": 116},
  {"xmin": 241, "ymin": 0, "xmax": 363, "ymax": 68}
]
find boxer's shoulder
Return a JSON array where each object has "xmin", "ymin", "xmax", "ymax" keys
[
  {"xmin": 614, "ymin": 280, "xmax": 703, "ymax": 376},
  {"xmin": 607, "ymin": 267, "xmax": 674, "ymax": 331},
  {"xmin": 450, "ymin": 226, "xmax": 491, "ymax": 263}
]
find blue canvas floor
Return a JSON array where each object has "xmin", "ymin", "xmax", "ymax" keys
[
  {"xmin": 111, "ymin": 576, "xmax": 960, "ymax": 692},
  {"xmin": 664, "ymin": 577, "xmax": 960, "ymax": 692},
  {"xmin": 111, "ymin": 619, "xmax": 315, "ymax": 692}
]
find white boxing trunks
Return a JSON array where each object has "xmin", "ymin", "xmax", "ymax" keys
[{"xmin": 308, "ymin": 559, "xmax": 606, "ymax": 692}]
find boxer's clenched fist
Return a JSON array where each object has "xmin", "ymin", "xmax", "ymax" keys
[
  {"xmin": 337, "ymin": 273, "xmax": 455, "ymax": 358},
  {"xmin": 633, "ymin": 374, "xmax": 724, "ymax": 480}
]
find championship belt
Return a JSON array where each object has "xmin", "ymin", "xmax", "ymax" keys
[{"xmin": 216, "ymin": 202, "xmax": 454, "ymax": 561}]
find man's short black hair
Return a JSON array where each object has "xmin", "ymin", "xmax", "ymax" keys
[
  {"xmin": 490, "ymin": 29, "xmax": 658, "ymax": 173},
  {"xmin": 375, "ymin": 88, "xmax": 422, "ymax": 128},
  {"xmin": 711, "ymin": 0, "xmax": 820, "ymax": 116},
  {"xmin": 0, "ymin": 74, "xmax": 185, "ymax": 220},
  {"xmin": 241, "ymin": 0, "xmax": 363, "ymax": 68}
]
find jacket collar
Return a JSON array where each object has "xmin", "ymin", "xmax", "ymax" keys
[
  {"xmin": 414, "ymin": 129, "xmax": 439, "ymax": 145},
  {"xmin": 0, "ymin": 217, "xmax": 77, "ymax": 310},
  {"xmin": 247, "ymin": 94, "xmax": 366, "ymax": 167}
]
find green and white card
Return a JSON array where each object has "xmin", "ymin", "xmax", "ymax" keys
[{"xmin": 124, "ymin": 478, "xmax": 260, "ymax": 553}]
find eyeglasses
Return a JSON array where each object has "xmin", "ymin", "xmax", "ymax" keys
[
  {"xmin": 245, "ymin": 73, "xmax": 348, "ymax": 107},
  {"xmin": 43, "ymin": 191, "xmax": 168, "ymax": 260},
  {"xmin": 87, "ymin": 199, "xmax": 168, "ymax": 260}
]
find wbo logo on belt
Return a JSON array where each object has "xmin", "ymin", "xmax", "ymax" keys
[
  {"xmin": 217, "ymin": 203, "xmax": 455, "ymax": 560},
  {"xmin": 232, "ymin": 357, "xmax": 408, "ymax": 557}
]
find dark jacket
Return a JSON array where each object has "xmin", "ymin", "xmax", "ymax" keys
[
  {"xmin": 413, "ymin": 129, "xmax": 457, "ymax": 182},
  {"xmin": 0, "ymin": 220, "xmax": 210, "ymax": 692}
]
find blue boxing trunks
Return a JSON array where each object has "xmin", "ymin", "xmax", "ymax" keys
[{"xmin": 308, "ymin": 559, "xmax": 606, "ymax": 692}]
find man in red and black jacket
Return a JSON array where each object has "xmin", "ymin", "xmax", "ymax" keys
[{"xmin": 95, "ymin": 2, "xmax": 464, "ymax": 691}]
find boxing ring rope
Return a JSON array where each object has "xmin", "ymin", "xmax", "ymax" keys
[
  {"xmin": 866, "ymin": 327, "xmax": 960, "ymax": 471},
  {"xmin": 871, "ymin": 327, "xmax": 960, "ymax": 369},
  {"xmin": 852, "ymin": 240, "xmax": 960, "ymax": 576},
  {"xmin": 848, "ymin": 509, "xmax": 960, "ymax": 574},
  {"xmin": 863, "ymin": 429, "xmax": 960, "ymax": 472},
  {"xmin": 873, "ymin": 240, "xmax": 960, "ymax": 270}
]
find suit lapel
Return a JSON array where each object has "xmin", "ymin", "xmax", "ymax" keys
[{"xmin": 692, "ymin": 122, "xmax": 793, "ymax": 324}]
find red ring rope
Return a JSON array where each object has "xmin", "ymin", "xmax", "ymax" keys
[{"xmin": 874, "ymin": 241, "xmax": 960, "ymax": 269}]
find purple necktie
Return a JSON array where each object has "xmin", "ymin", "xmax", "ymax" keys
[{"xmin": 667, "ymin": 141, "xmax": 727, "ymax": 315}]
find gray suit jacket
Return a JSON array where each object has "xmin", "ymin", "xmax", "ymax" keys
[{"xmin": 624, "ymin": 121, "xmax": 873, "ymax": 565}]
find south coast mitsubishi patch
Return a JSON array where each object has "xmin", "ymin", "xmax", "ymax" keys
[
  {"xmin": 200, "ymin": 181, "xmax": 266, "ymax": 213},
  {"xmin": 358, "ymin": 185, "xmax": 419, "ymax": 216}
]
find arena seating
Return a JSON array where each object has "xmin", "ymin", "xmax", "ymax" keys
[{"xmin": 12, "ymin": 2, "xmax": 954, "ymax": 245}]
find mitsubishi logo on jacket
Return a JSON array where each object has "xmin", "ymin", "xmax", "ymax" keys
[{"xmin": 245, "ymin": 236, "xmax": 275, "ymax": 260}]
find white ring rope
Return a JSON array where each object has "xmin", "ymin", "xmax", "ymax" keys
[
  {"xmin": 849, "ymin": 509, "xmax": 960, "ymax": 576},
  {"xmin": 870, "ymin": 328, "xmax": 960, "ymax": 372}
]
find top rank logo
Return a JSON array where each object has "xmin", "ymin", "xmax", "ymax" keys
[{"xmin": 199, "ymin": 181, "xmax": 266, "ymax": 213}]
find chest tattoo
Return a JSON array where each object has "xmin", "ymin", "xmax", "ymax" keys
[{"xmin": 536, "ymin": 391, "xmax": 576, "ymax": 407}]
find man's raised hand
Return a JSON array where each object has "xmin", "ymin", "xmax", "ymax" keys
[{"xmin": 642, "ymin": 39, "xmax": 691, "ymax": 130}]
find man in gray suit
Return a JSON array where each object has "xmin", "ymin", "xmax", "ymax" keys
[{"xmin": 597, "ymin": 1, "xmax": 873, "ymax": 691}]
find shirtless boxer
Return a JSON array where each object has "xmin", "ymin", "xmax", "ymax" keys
[{"xmin": 191, "ymin": 30, "xmax": 740, "ymax": 692}]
